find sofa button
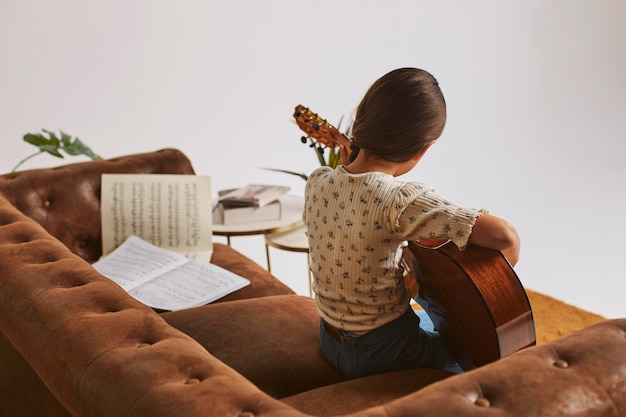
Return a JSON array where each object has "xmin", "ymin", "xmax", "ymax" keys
[
  {"xmin": 475, "ymin": 397, "xmax": 490, "ymax": 407},
  {"xmin": 553, "ymin": 359, "xmax": 569, "ymax": 369}
]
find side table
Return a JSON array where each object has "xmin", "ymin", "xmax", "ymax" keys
[
  {"xmin": 212, "ymin": 195, "xmax": 304, "ymax": 245},
  {"xmin": 212, "ymin": 194, "xmax": 304, "ymax": 270}
]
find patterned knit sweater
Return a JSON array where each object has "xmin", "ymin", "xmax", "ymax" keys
[{"xmin": 303, "ymin": 166, "xmax": 484, "ymax": 332}]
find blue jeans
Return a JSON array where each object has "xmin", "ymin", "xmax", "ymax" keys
[{"xmin": 320, "ymin": 308, "xmax": 462, "ymax": 379}]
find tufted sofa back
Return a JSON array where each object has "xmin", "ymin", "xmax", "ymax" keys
[
  {"xmin": 0, "ymin": 148, "xmax": 194, "ymax": 262},
  {"xmin": 0, "ymin": 190, "xmax": 290, "ymax": 417}
]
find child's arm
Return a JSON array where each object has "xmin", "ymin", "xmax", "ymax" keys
[{"xmin": 469, "ymin": 213, "xmax": 521, "ymax": 266}]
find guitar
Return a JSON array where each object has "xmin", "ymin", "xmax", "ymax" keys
[
  {"xmin": 293, "ymin": 104, "xmax": 353, "ymax": 151},
  {"xmin": 295, "ymin": 104, "xmax": 536, "ymax": 370},
  {"xmin": 403, "ymin": 241, "xmax": 535, "ymax": 370}
]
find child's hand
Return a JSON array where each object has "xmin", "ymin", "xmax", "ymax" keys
[
  {"xmin": 469, "ymin": 213, "xmax": 520, "ymax": 266},
  {"xmin": 325, "ymin": 128, "xmax": 352, "ymax": 166}
]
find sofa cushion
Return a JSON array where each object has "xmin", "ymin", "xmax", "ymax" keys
[
  {"xmin": 163, "ymin": 293, "xmax": 453, "ymax": 413},
  {"xmin": 161, "ymin": 294, "xmax": 346, "ymax": 398},
  {"xmin": 210, "ymin": 242, "xmax": 294, "ymax": 301},
  {"xmin": 281, "ymin": 368, "xmax": 452, "ymax": 417}
]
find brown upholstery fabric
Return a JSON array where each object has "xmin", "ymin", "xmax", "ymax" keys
[
  {"xmin": 0, "ymin": 331, "xmax": 71, "ymax": 417},
  {"xmin": 0, "ymin": 195, "xmax": 288, "ymax": 416},
  {"xmin": 281, "ymin": 368, "xmax": 453, "ymax": 416},
  {"xmin": 1, "ymin": 149, "xmax": 626, "ymax": 417},
  {"xmin": 161, "ymin": 294, "xmax": 348, "ymax": 398},
  {"xmin": 210, "ymin": 243, "xmax": 294, "ymax": 302},
  {"xmin": 0, "ymin": 149, "xmax": 295, "ymax": 416},
  {"xmin": 283, "ymin": 320, "xmax": 626, "ymax": 416}
]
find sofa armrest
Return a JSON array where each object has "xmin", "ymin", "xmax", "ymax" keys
[
  {"xmin": 0, "ymin": 192, "xmax": 292, "ymax": 416},
  {"xmin": 381, "ymin": 318, "xmax": 626, "ymax": 417}
]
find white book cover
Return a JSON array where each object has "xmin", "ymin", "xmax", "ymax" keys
[
  {"xmin": 215, "ymin": 199, "xmax": 282, "ymax": 225},
  {"xmin": 218, "ymin": 184, "xmax": 290, "ymax": 207}
]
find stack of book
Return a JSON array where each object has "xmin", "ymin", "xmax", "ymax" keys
[{"xmin": 214, "ymin": 184, "xmax": 290, "ymax": 225}]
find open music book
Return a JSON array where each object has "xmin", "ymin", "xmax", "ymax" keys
[
  {"xmin": 93, "ymin": 235, "xmax": 250, "ymax": 311},
  {"xmin": 97, "ymin": 173, "xmax": 249, "ymax": 310},
  {"xmin": 100, "ymin": 173, "xmax": 214, "ymax": 261}
]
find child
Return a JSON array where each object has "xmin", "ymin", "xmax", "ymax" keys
[{"xmin": 302, "ymin": 67, "xmax": 520, "ymax": 379}]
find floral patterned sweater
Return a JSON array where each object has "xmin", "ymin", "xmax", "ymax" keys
[{"xmin": 303, "ymin": 166, "xmax": 485, "ymax": 332}]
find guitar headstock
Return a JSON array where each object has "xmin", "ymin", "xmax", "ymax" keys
[{"xmin": 294, "ymin": 104, "xmax": 351, "ymax": 149}]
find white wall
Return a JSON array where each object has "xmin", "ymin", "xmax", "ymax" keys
[{"xmin": 1, "ymin": 0, "xmax": 625, "ymax": 318}]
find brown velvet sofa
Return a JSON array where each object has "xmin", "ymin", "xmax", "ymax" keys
[{"xmin": 1, "ymin": 148, "xmax": 625, "ymax": 417}]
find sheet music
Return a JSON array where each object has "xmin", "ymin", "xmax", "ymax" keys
[
  {"xmin": 100, "ymin": 174, "xmax": 213, "ymax": 261},
  {"xmin": 93, "ymin": 235, "xmax": 189, "ymax": 291},
  {"xmin": 129, "ymin": 258, "xmax": 250, "ymax": 311},
  {"xmin": 93, "ymin": 235, "xmax": 250, "ymax": 310}
]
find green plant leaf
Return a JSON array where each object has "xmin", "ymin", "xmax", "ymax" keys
[
  {"xmin": 60, "ymin": 130, "xmax": 72, "ymax": 144},
  {"xmin": 61, "ymin": 135, "xmax": 102, "ymax": 159},
  {"xmin": 23, "ymin": 132, "xmax": 63, "ymax": 158},
  {"xmin": 23, "ymin": 129, "xmax": 102, "ymax": 160},
  {"xmin": 13, "ymin": 129, "xmax": 102, "ymax": 172},
  {"xmin": 259, "ymin": 167, "xmax": 308, "ymax": 181},
  {"xmin": 328, "ymin": 148, "xmax": 341, "ymax": 168}
]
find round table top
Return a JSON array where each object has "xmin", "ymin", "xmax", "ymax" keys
[
  {"xmin": 213, "ymin": 194, "xmax": 304, "ymax": 236},
  {"xmin": 264, "ymin": 223, "xmax": 308, "ymax": 252}
]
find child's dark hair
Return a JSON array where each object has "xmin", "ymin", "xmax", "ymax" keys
[{"xmin": 349, "ymin": 67, "xmax": 447, "ymax": 163}]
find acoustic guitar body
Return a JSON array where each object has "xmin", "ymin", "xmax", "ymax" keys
[{"xmin": 404, "ymin": 241, "xmax": 536, "ymax": 370}]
